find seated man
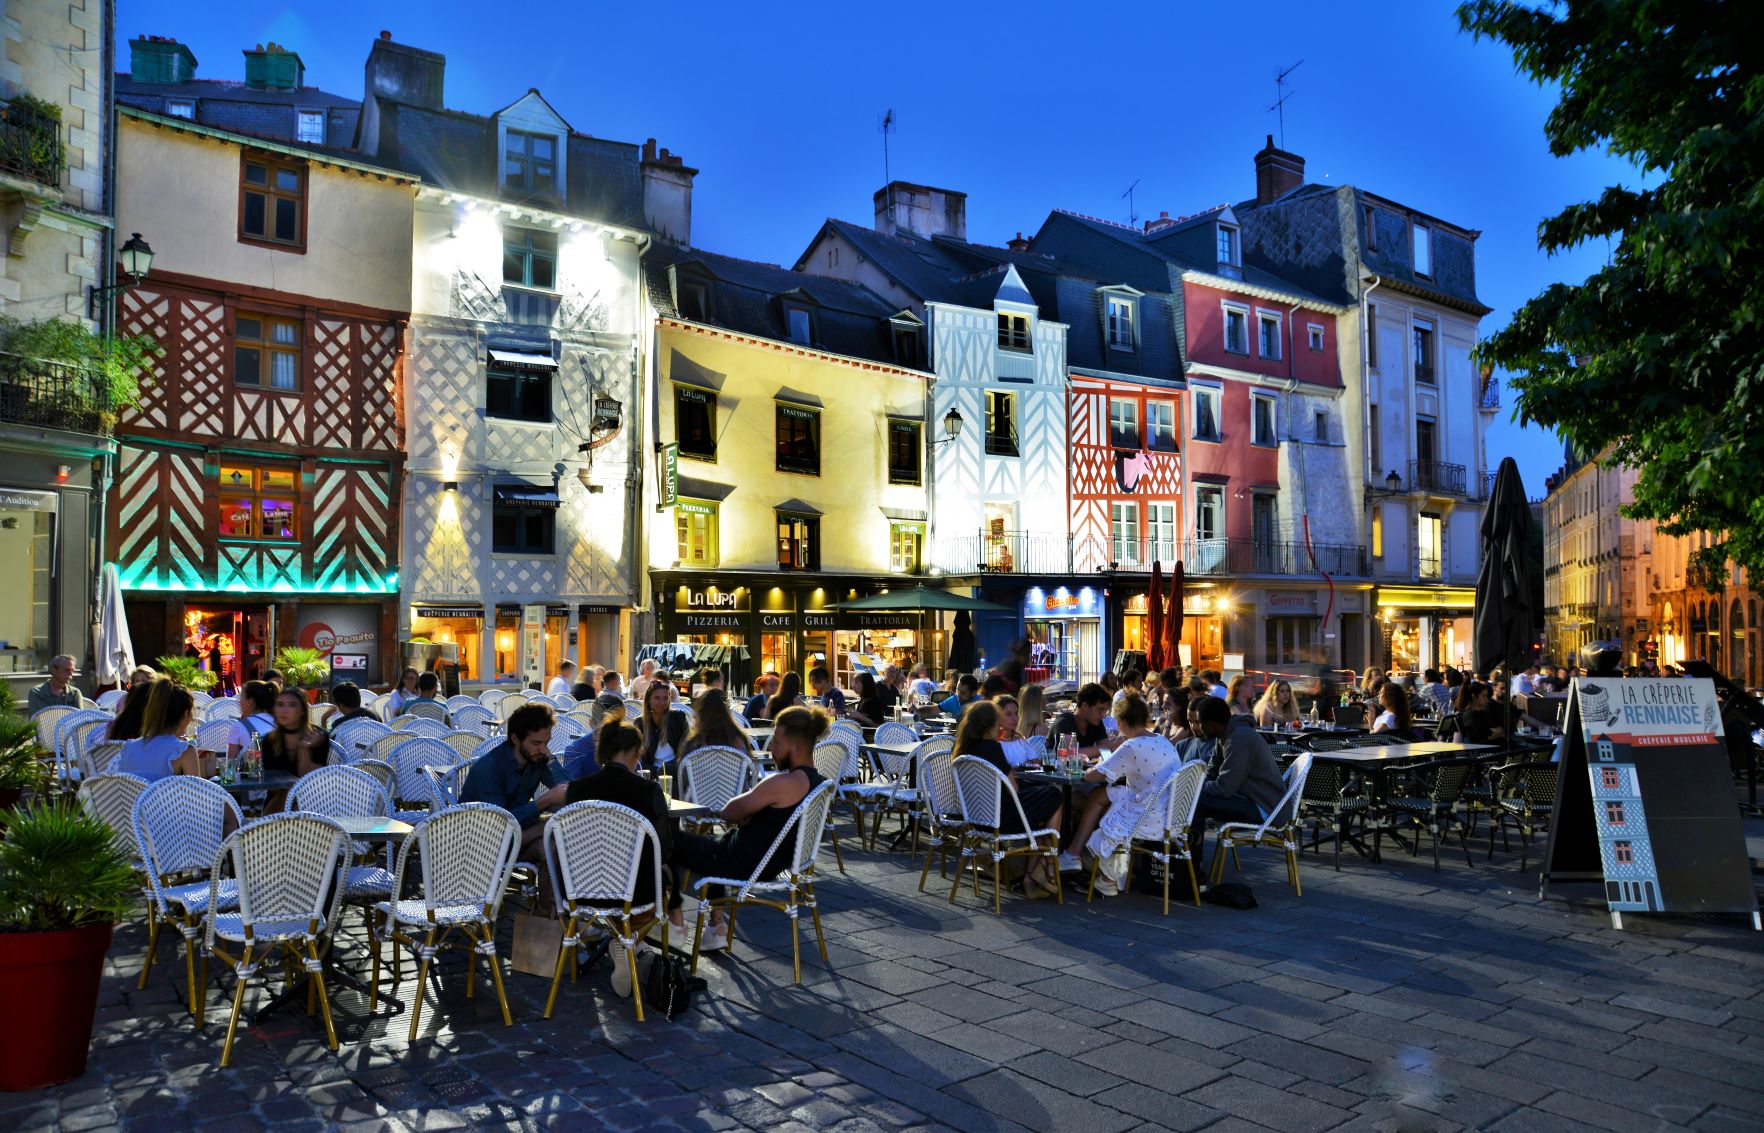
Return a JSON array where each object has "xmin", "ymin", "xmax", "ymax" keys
[
  {"xmin": 939, "ymin": 674, "xmax": 980, "ymax": 718},
  {"xmin": 559, "ymin": 692, "xmax": 627, "ymax": 778},
  {"xmin": 546, "ymin": 660, "xmax": 578, "ymax": 699},
  {"xmin": 808, "ymin": 666, "xmax": 846, "ymax": 715},
  {"xmin": 460, "ymin": 701, "xmax": 569, "ymax": 856},
  {"xmin": 326, "ymin": 682, "xmax": 375, "ymax": 730},
  {"xmin": 30, "ymin": 653, "xmax": 87, "ymax": 713},
  {"xmin": 1188, "ymin": 696, "xmax": 1286, "ymax": 872},
  {"xmin": 744, "ymin": 673, "xmax": 780, "ymax": 720},
  {"xmin": 1049, "ymin": 682, "xmax": 1112, "ymax": 758}
]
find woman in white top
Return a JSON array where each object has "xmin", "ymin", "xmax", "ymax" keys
[
  {"xmin": 1016, "ymin": 683, "xmax": 1050, "ymax": 739},
  {"xmin": 989, "ymin": 695, "xmax": 1048, "ymax": 767},
  {"xmin": 1253, "ymin": 680, "xmax": 1301, "ymax": 728},
  {"xmin": 386, "ymin": 667, "xmax": 420, "ymax": 717},
  {"xmin": 1056, "ymin": 693, "xmax": 1180, "ymax": 894},
  {"xmin": 225, "ymin": 679, "xmax": 278, "ymax": 762},
  {"xmin": 1370, "ymin": 682, "xmax": 1414, "ymax": 738}
]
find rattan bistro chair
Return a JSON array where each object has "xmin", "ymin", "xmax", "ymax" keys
[
  {"xmin": 915, "ymin": 747, "xmax": 966, "ymax": 892},
  {"xmin": 1296, "ymin": 759, "xmax": 1370, "ymax": 871},
  {"xmin": 1487, "ymin": 760, "xmax": 1558, "ymax": 871},
  {"xmin": 948, "ymin": 756, "xmax": 1063, "ymax": 914},
  {"xmin": 332, "ymin": 717, "xmax": 393, "ymax": 763},
  {"xmin": 678, "ymin": 745, "xmax": 762, "ymax": 834},
  {"xmin": 810, "ymin": 742, "xmax": 850, "ymax": 874},
  {"xmin": 1208, "ymin": 751, "xmax": 1314, "ymax": 896},
  {"xmin": 1384, "ymin": 757, "xmax": 1477, "ymax": 871},
  {"xmin": 132, "ymin": 776, "xmax": 244, "ymax": 1015},
  {"xmin": 203, "ymin": 813, "xmax": 349, "ymax": 1066},
  {"xmin": 285, "ymin": 766, "xmax": 398, "ymax": 907},
  {"xmin": 1088, "ymin": 761, "xmax": 1208, "ymax": 914},
  {"xmin": 542, "ymin": 801, "xmax": 667, "ymax": 1019},
  {"xmin": 688, "ymin": 781, "xmax": 835, "ymax": 984},
  {"xmin": 371, "ymin": 803, "xmax": 522, "ymax": 1041},
  {"xmin": 873, "ymin": 720, "xmax": 918, "ymax": 747}
]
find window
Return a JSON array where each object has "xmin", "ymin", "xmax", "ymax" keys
[
  {"xmin": 234, "ymin": 313, "xmax": 301, "ymax": 391},
  {"xmin": 674, "ymin": 385, "xmax": 716, "ymax": 460},
  {"xmin": 985, "ymin": 391, "xmax": 1018, "ymax": 456},
  {"xmin": 674, "ymin": 500, "xmax": 718, "ymax": 567},
  {"xmin": 1613, "ymin": 841, "xmax": 1633, "ymax": 866},
  {"xmin": 1252, "ymin": 495, "xmax": 1277, "ymax": 569},
  {"xmin": 1251, "ymin": 393, "xmax": 1277, "ymax": 447},
  {"xmin": 239, "ymin": 153, "xmax": 304, "ymax": 247},
  {"xmin": 997, "ymin": 312, "xmax": 1031, "ymax": 352},
  {"xmin": 503, "ymin": 129, "xmax": 558, "ymax": 196},
  {"xmin": 1413, "ymin": 319, "xmax": 1435, "ymax": 384},
  {"xmin": 1367, "ymin": 302, "xmax": 1380, "ymax": 369},
  {"xmin": 1196, "ymin": 487, "xmax": 1222, "ymax": 541},
  {"xmin": 891, "ymin": 324, "xmax": 921, "ymax": 366},
  {"xmin": 888, "ymin": 421, "xmax": 922, "ymax": 485},
  {"xmin": 1308, "ymin": 324, "xmax": 1324, "ymax": 352},
  {"xmin": 1106, "ymin": 295, "xmax": 1135, "ymax": 350},
  {"xmin": 503, "ymin": 228, "xmax": 557, "ymax": 290},
  {"xmin": 1601, "ymin": 767, "xmax": 1621, "ymax": 790},
  {"xmin": 677, "ymin": 280, "xmax": 710, "ymax": 322},
  {"xmin": 486, "ymin": 364, "xmax": 553, "ymax": 422},
  {"xmin": 1257, "ymin": 312, "xmax": 1281, "ymax": 360},
  {"xmin": 1371, "ymin": 506, "xmax": 1384, "ymax": 559},
  {"xmin": 1418, "ymin": 512, "xmax": 1442, "ymax": 579},
  {"xmin": 775, "ymin": 403, "xmax": 821, "ymax": 475},
  {"xmin": 786, "ymin": 307, "xmax": 812, "ymax": 346},
  {"xmin": 1148, "ymin": 502, "xmax": 1176, "ymax": 563},
  {"xmin": 1216, "ymin": 223, "xmax": 1239, "ymax": 267},
  {"xmin": 295, "ymin": 110, "xmax": 325, "ymax": 144},
  {"xmin": 1146, "ymin": 400, "xmax": 1177, "ymax": 453},
  {"xmin": 1109, "ymin": 398, "xmax": 1140, "ymax": 449},
  {"xmin": 217, "ymin": 464, "xmax": 298, "ymax": 541},
  {"xmin": 777, "ymin": 513, "xmax": 819, "ymax": 570},
  {"xmin": 1605, "ymin": 801, "xmax": 1626, "ymax": 825},
  {"xmin": 1369, "ymin": 410, "xmax": 1382, "ymax": 474},
  {"xmin": 890, "ymin": 523, "xmax": 924, "ymax": 573},
  {"xmin": 1314, "ymin": 410, "xmax": 1328, "ymax": 442},
  {"xmin": 1223, "ymin": 304, "xmax": 1249, "ymax": 354},
  {"xmin": 1412, "ymin": 222, "xmax": 1432, "ymax": 276},
  {"xmin": 1193, "ymin": 387, "xmax": 1221, "ymax": 442},
  {"xmin": 1363, "ymin": 204, "xmax": 1378, "ymax": 252},
  {"xmin": 1110, "ymin": 502, "xmax": 1140, "ymax": 566},
  {"xmin": 1416, "ymin": 418, "xmax": 1437, "ymax": 466},
  {"xmin": 492, "ymin": 491, "xmax": 556, "ymax": 555},
  {"xmin": 165, "ymin": 99, "xmax": 195, "ymax": 120}
]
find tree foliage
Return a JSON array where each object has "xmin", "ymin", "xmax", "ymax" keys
[{"xmin": 1458, "ymin": 0, "xmax": 1764, "ymax": 579}]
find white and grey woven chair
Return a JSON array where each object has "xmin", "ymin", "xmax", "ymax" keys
[
  {"xmin": 354, "ymin": 758, "xmax": 396, "ymax": 794},
  {"xmin": 1209, "ymin": 751, "xmax": 1314, "ymax": 896},
  {"xmin": 132, "ymin": 775, "xmax": 245, "ymax": 1015},
  {"xmin": 451, "ymin": 704, "xmax": 495, "ymax": 736},
  {"xmin": 97, "ymin": 689, "xmax": 127, "ymax": 712},
  {"xmin": 478, "ymin": 688, "xmax": 509, "ymax": 715},
  {"xmin": 384, "ymin": 737, "xmax": 466, "ymax": 817},
  {"xmin": 422, "ymin": 762, "xmax": 473, "ymax": 810},
  {"xmin": 810, "ymin": 742, "xmax": 851, "ymax": 874},
  {"xmin": 915, "ymin": 747, "xmax": 966, "ymax": 892},
  {"xmin": 201, "ymin": 698, "xmax": 241, "ymax": 723},
  {"xmin": 444, "ymin": 695, "xmax": 479, "ymax": 716},
  {"xmin": 689, "ymin": 781, "xmax": 835, "ymax": 984},
  {"xmin": 541, "ymin": 800, "xmax": 667, "ymax": 1020},
  {"xmin": 873, "ymin": 720, "xmax": 918, "ymax": 747},
  {"xmin": 1087, "ymin": 761, "xmax": 1207, "ymax": 914},
  {"xmin": 400, "ymin": 700, "xmax": 450, "ymax": 724},
  {"xmin": 31, "ymin": 704, "xmax": 76, "ymax": 753},
  {"xmin": 54, "ymin": 708, "xmax": 113, "ymax": 787},
  {"xmin": 308, "ymin": 703, "xmax": 337, "ymax": 730},
  {"xmin": 203, "ymin": 812, "xmax": 348, "ymax": 1065},
  {"xmin": 393, "ymin": 714, "xmax": 451, "ymax": 737},
  {"xmin": 729, "ymin": 708, "xmax": 750, "ymax": 728},
  {"xmin": 549, "ymin": 714, "xmax": 587, "ymax": 743},
  {"xmin": 370, "ymin": 803, "xmax": 522, "ymax": 1041},
  {"xmin": 332, "ymin": 717, "xmax": 393, "ymax": 763},
  {"xmin": 189, "ymin": 690, "xmax": 215, "ymax": 710},
  {"xmin": 948, "ymin": 755, "xmax": 1064, "ymax": 914},
  {"xmin": 82, "ymin": 739, "xmax": 126, "ymax": 780},
  {"xmin": 64, "ymin": 717, "xmax": 115, "ymax": 783},
  {"xmin": 858, "ymin": 735, "xmax": 950, "ymax": 852},
  {"xmin": 79, "ymin": 772, "xmax": 149, "ymax": 872},
  {"xmin": 677, "ymin": 745, "xmax": 762, "ymax": 833},
  {"xmin": 470, "ymin": 735, "xmax": 505, "ymax": 761},
  {"xmin": 193, "ymin": 719, "xmax": 235, "ymax": 759},
  {"xmin": 440, "ymin": 730, "xmax": 484, "ymax": 762},
  {"xmin": 286, "ymin": 765, "xmax": 397, "ymax": 905}
]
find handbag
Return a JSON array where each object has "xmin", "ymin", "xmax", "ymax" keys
[{"xmin": 644, "ymin": 948, "xmax": 707, "ymax": 1019}]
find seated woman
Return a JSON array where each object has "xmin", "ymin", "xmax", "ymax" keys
[
  {"xmin": 105, "ymin": 679, "xmax": 158, "ymax": 742},
  {"xmin": 990, "ymin": 695, "xmax": 1050, "ymax": 766},
  {"xmin": 1058, "ymin": 693, "xmax": 1181, "ymax": 895},
  {"xmin": 636, "ymin": 678, "xmax": 690, "ymax": 779},
  {"xmin": 950, "ymin": 700, "xmax": 1064, "ymax": 897},
  {"xmin": 1017, "ymin": 684, "xmax": 1050, "ymax": 739},
  {"xmin": 1253, "ymin": 680, "xmax": 1301, "ymax": 729},
  {"xmin": 847, "ymin": 672, "xmax": 887, "ymax": 727},
  {"xmin": 261, "ymin": 688, "xmax": 331, "ymax": 777},
  {"xmin": 1369, "ymin": 683, "xmax": 1417, "ymax": 739},
  {"xmin": 1162, "ymin": 687, "xmax": 1194, "ymax": 743},
  {"xmin": 114, "ymin": 683, "xmax": 205, "ymax": 782},
  {"xmin": 1456, "ymin": 681, "xmax": 1507, "ymax": 744},
  {"xmin": 670, "ymin": 705, "xmax": 828, "ymax": 953}
]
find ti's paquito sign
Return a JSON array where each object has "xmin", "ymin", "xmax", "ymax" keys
[{"xmin": 297, "ymin": 622, "xmax": 375, "ymax": 656}]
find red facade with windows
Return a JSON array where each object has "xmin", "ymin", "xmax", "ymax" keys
[{"xmin": 1067, "ymin": 377, "xmax": 1184, "ymax": 572}]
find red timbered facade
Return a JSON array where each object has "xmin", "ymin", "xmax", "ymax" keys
[{"xmin": 1068, "ymin": 377, "xmax": 1184, "ymax": 574}]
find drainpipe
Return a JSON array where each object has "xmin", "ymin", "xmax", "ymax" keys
[
  {"xmin": 91, "ymin": 0, "xmax": 119, "ymax": 685},
  {"xmin": 1359, "ymin": 274, "xmax": 1382, "ymax": 674}
]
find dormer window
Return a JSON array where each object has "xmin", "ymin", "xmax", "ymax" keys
[
  {"xmin": 165, "ymin": 98, "xmax": 195, "ymax": 120},
  {"xmin": 677, "ymin": 279, "xmax": 710, "ymax": 322},
  {"xmin": 1216, "ymin": 223, "xmax": 1240, "ymax": 268},
  {"xmin": 997, "ymin": 312, "xmax": 1031, "ymax": 352},
  {"xmin": 891, "ymin": 323, "xmax": 922, "ymax": 367},
  {"xmin": 295, "ymin": 110, "xmax": 325, "ymax": 145},
  {"xmin": 785, "ymin": 306, "xmax": 813, "ymax": 346},
  {"xmin": 1106, "ymin": 295, "xmax": 1136, "ymax": 351},
  {"xmin": 1413, "ymin": 222, "xmax": 1432, "ymax": 277},
  {"xmin": 504, "ymin": 129, "xmax": 558, "ymax": 196}
]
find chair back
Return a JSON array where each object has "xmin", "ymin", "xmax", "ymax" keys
[
  {"xmin": 332, "ymin": 717, "xmax": 393, "ymax": 761},
  {"xmin": 445, "ymin": 695, "xmax": 479, "ymax": 715},
  {"xmin": 1266, "ymin": 752, "xmax": 1314, "ymax": 829},
  {"xmin": 477, "ymin": 688, "xmax": 509, "ymax": 713},
  {"xmin": 951, "ymin": 755, "xmax": 1017, "ymax": 833},
  {"xmin": 84, "ymin": 740, "xmax": 124, "ymax": 778},
  {"xmin": 202, "ymin": 699, "xmax": 241, "ymax": 723},
  {"xmin": 286, "ymin": 764, "xmax": 392, "ymax": 819},
  {"xmin": 450, "ymin": 704, "xmax": 495, "ymax": 735},
  {"xmin": 78, "ymin": 772, "xmax": 149, "ymax": 863},
  {"xmin": 308, "ymin": 704, "xmax": 336, "ymax": 730},
  {"xmin": 919, "ymin": 748, "xmax": 961, "ymax": 821},
  {"xmin": 550, "ymin": 714, "xmax": 588, "ymax": 742},
  {"xmin": 471, "ymin": 735, "xmax": 506, "ymax": 761},
  {"xmin": 31, "ymin": 705, "xmax": 74, "ymax": 751},
  {"xmin": 1148, "ymin": 761, "xmax": 1207, "ymax": 840},
  {"xmin": 874, "ymin": 720, "xmax": 917, "ymax": 746},
  {"xmin": 1331, "ymin": 703, "xmax": 1366, "ymax": 728},
  {"xmin": 354, "ymin": 758, "xmax": 395, "ymax": 792},
  {"xmin": 422, "ymin": 762, "xmax": 473, "ymax": 809},
  {"xmin": 206, "ymin": 813, "xmax": 347, "ymax": 951},
  {"xmin": 397, "ymin": 803, "xmax": 520, "ymax": 913},
  {"xmin": 547, "ymin": 693, "xmax": 575, "ymax": 712},
  {"xmin": 133, "ymin": 777, "xmax": 244, "ymax": 907},
  {"xmin": 1428, "ymin": 759, "xmax": 1475, "ymax": 805},
  {"xmin": 811, "ymin": 742, "xmax": 847, "ymax": 785},
  {"xmin": 54, "ymin": 708, "xmax": 111, "ymax": 757},
  {"xmin": 386, "ymin": 737, "xmax": 465, "ymax": 806},
  {"xmin": 441, "ymin": 731, "xmax": 483, "ymax": 761},
  {"xmin": 193, "ymin": 719, "xmax": 234, "ymax": 755},
  {"xmin": 1523, "ymin": 763, "xmax": 1559, "ymax": 807},
  {"xmin": 372, "ymin": 731, "xmax": 409, "ymax": 762},
  {"xmin": 679, "ymin": 745, "xmax": 761, "ymax": 812},
  {"xmin": 1299, "ymin": 759, "xmax": 1349, "ymax": 802},
  {"xmin": 543, "ymin": 800, "xmax": 663, "ymax": 911},
  {"xmin": 730, "ymin": 708, "xmax": 750, "ymax": 728},
  {"xmin": 622, "ymin": 698, "xmax": 644, "ymax": 720},
  {"xmin": 96, "ymin": 689, "xmax": 127, "ymax": 712},
  {"xmin": 787, "ymin": 781, "xmax": 837, "ymax": 875},
  {"xmin": 402, "ymin": 700, "xmax": 449, "ymax": 724},
  {"xmin": 189, "ymin": 690, "xmax": 215, "ymax": 709},
  {"xmin": 65, "ymin": 717, "xmax": 113, "ymax": 774}
]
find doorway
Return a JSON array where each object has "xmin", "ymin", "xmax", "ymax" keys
[{"xmin": 183, "ymin": 603, "xmax": 275, "ymax": 693}]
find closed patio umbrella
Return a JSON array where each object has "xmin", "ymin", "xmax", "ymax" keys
[
  {"xmin": 1147, "ymin": 561, "xmax": 1165, "ymax": 672},
  {"xmin": 949, "ymin": 610, "xmax": 977, "ymax": 673},
  {"xmin": 1474, "ymin": 457, "xmax": 1533, "ymax": 676},
  {"xmin": 1164, "ymin": 561, "xmax": 1184, "ymax": 671},
  {"xmin": 96, "ymin": 562, "xmax": 135, "ymax": 687}
]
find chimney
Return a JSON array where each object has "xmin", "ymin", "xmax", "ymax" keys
[
  {"xmin": 243, "ymin": 42, "xmax": 304, "ymax": 90},
  {"xmin": 1007, "ymin": 232, "xmax": 1031, "ymax": 253},
  {"xmin": 642, "ymin": 138, "xmax": 698, "ymax": 246},
  {"xmin": 872, "ymin": 181, "xmax": 967, "ymax": 242},
  {"xmin": 1254, "ymin": 134, "xmax": 1305, "ymax": 205},
  {"xmin": 1143, "ymin": 210, "xmax": 1175, "ymax": 235},
  {"xmin": 363, "ymin": 32, "xmax": 445, "ymax": 110},
  {"xmin": 129, "ymin": 36, "xmax": 198, "ymax": 84}
]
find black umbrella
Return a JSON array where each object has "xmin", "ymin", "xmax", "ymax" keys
[
  {"xmin": 949, "ymin": 609, "xmax": 977, "ymax": 673},
  {"xmin": 1474, "ymin": 456, "xmax": 1533, "ymax": 676}
]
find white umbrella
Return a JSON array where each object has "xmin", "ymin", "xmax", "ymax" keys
[{"xmin": 96, "ymin": 563, "xmax": 135, "ymax": 687}]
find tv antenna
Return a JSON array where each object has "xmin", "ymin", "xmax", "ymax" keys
[
  {"xmin": 878, "ymin": 108, "xmax": 896, "ymax": 183},
  {"xmin": 1269, "ymin": 59, "xmax": 1303, "ymax": 148},
  {"xmin": 1122, "ymin": 179, "xmax": 1140, "ymax": 227}
]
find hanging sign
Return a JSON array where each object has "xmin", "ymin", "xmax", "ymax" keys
[{"xmin": 659, "ymin": 442, "xmax": 678, "ymax": 508}]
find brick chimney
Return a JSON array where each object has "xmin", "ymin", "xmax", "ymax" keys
[
  {"xmin": 873, "ymin": 181, "xmax": 966, "ymax": 241},
  {"xmin": 363, "ymin": 32, "xmax": 445, "ymax": 110},
  {"xmin": 129, "ymin": 36, "xmax": 198, "ymax": 83},
  {"xmin": 1143, "ymin": 210, "xmax": 1175, "ymax": 235},
  {"xmin": 1006, "ymin": 232, "xmax": 1030, "ymax": 253},
  {"xmin": 1254, "ymin": 134, "xmax": 1305, "ymax": 205},
  {"xmin": 642, "ymin": 138, "xmax": 698, "ymax": 246}
]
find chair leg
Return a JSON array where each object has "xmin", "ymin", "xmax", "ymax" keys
[
  {"xmin": 1432, "ymin": 819, "xmax": 1443, "ymax": 872},
  {"xmin": 1208, "ymin": 841, "xmax": 1225, "ymax": 884},
  {"xmin": 992, "ymin": 856, "xmax": 1002, "ymax": 915},
  {"xmin": 1230, "ymin": 845, "xmax": 1241, "ymax": 872},
  {"xmin": 184, "ymin": 923, "xmax": 205, "ymax": 1022},
  {"xmin": 1161, "ymin": 847, "xmax": 1171, "ymax": 917},
  {"xmin": 689, "ymin": 903, "xmax": 707, "ymax": 974},
  {"xmin": 827, "ymin": 825, "xmax": 846, "ymax": 875},
  {"xmin": 306, "ymin": 940, "xmax": 338, "ymax": 1052},
  {"xmin": 1050, "ymin": 847, "xmax": 1063, "ymax": 905},
  {"xmin": 481, "ymin": 924, "xmax": 512, "ymax": 1027},
  {"xmin": 1289, "ymin": 848, "xmax": 1303, "ymax": 897},
  {"xmin": 806, "ymin": 885, "xmax": 829, "ymax": 965},
  {"xmin": 1333, "ymin": 816, "xmax": 1343, "ymax": 872},
  {"xmin": 407, "ymin": 931, "xmax": 435, "ymax": 1042},
  {"xmin": 1185, "ymin": 855, "xmax": 1201, "ymax": 908},
  {"xmin": 1086, "ymin": 855, "xmax": 1099, "ymax": 903},
  {"xmin": 137, "ymin": 905, "xmax": 160, "ymax": 990},
  {"xmin": 789, "ymin": 906, "xmax": 803, "ymax": 985},
  {"xmin": 543, "ymin": 914, "xmax": 574, "ymax": 1019},
  {"xmin": 725, "ymin": 906, "xmax": 739, "ymax": 948},
  {"xmin": 918, "ymin": 837, "xmax": 937, "ymax": 892},
  {"xmin": 947, "ymin": 845, "xmax": 966, "ymax": 904},
  {"xmin": 626, "ymin": 931, "xmax": 646, "ymax": 1023},
  {"xmin": 218, "ymin": 945, "xmax": 252, "ymax": 1068}
]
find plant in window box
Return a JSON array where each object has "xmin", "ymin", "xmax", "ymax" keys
[
  {"xmin": 273, "ymin": 646, "xmax": 331, "ymax": 703},
  {"xmin": 0, "ymin": 317, "xmax": 161, "ymax": 431},
  {"xmin": 153, "ymin": 653, "xmax": 217, "ymax": 694},
  {"xmin": 0, "ymin": 797, "xmax": 137, "ymax": 1090}
]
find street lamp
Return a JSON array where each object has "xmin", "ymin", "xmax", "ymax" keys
[
  {"xmin": 938, "ymin": 407, "xmax": 964, "ymax": 444},
  {"xmin": 88, "ymin": 232, "xmax": 155, "ymax": 318}
]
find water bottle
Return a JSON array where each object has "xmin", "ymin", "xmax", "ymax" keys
[{"xmin": 247, "ymin": 732, "xmax": 262, "ymax": 779}]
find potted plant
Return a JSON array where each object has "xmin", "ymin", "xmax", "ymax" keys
[
  {"xmin": 153, "ymin": 654, "xmax": 216, "ymax": 694},
  {"xmin": 273, "ymin": 646, "xmax": 331, "ymax": 703},
  {"xmin": 0, "ymin": 699, "xmax": 47, "ymax": 810},
  {"xmin": 0, "ymin": 798, "xmax": 136, "ymax": 1089}
]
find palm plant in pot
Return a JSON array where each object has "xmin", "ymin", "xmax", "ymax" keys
[
  {"xmin": 154, "ymin": 653, "xmax": 217, "ymax": 694},
  {"xmin": 273, "ymin": 646, "xmax": 330, "ymax": 704},
  {"xmin": 0, "ymin": 799, "xmax": 136, "ymax": 1090},
  {"xmin": 0, "ymin": 697, "xmax": 48, "ymax": 810}
]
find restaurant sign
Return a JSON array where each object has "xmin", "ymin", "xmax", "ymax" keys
[
  {"xmin": 659, "ymin": 442, "xmax": 678, "ymax": 507},
  {"xmin": 1022, "ymin": 586, "xmax": 1101, "ymax": 620}
]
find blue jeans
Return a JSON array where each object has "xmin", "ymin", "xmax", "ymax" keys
[{"xmin": 1190, "ymin": 792, "xmax": 1266, "ymax": 873}]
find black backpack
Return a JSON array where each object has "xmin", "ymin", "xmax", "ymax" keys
[
  {"xmin": 1202, "ymin": 882, "xmax": 1258, "ymax": 910},
  {"xmin": 644, "ymin": 949, "xmax": 707, "ymax": 1019}
]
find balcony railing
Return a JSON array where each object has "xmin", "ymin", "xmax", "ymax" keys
[
  {"xmin": 0, "ymin": 351, "xmax": 106, "ymax": 434},
  {"xmin": 0, "ymin": 102, "xmax": 61, "ymax": 188},
  {"xmin": 1408, "ymin": 459, "xmax": 1468, "ymax": 497},
  {"xmin": 929, "ymin": 532, "xmax": 1369, "ymax": 578}
]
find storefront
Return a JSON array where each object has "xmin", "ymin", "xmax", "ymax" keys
[
  {"xmin": 1375, "ymin": 586, "xmax": 1475, "ymax": 675},
  {"xmin": 406, "ymin": 601, "xmax": 628, "ymax": 688},
  {"xmin": 126, "ymin": 594, "xmax": 399, "ymax": 690},
  {"xmin": 1021, "ymin": 584, "xmax": 1103, "ymax": 684},
  {"xmin": 0, "ymin": 444, "xmax": 104, "ymax": 700}
]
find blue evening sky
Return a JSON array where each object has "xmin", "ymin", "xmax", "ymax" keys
[{"xmin": 127, "ymin": 0, "xmax": 1631, "ymax": 497}]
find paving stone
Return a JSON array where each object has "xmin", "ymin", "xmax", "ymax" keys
[
  {"xmin": 1181, "ymin": 1075, "xmax": 1356, "ymax": 1133},
  {"xmin": 942, "ymin": 1068, "xmax": 1140, "ymax": 1133}
]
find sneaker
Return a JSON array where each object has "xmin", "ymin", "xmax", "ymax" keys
[
  {"xmin": 698, "ymin": 922, "xmax": 728, "ymax": 953},
  {"xmin": 1056, "ymin": 852, "xmax": 1083, "ymax": 873},
  {"xmin": 1092, "ymin": 871, "xmax": 1121, "ymax": 898}
]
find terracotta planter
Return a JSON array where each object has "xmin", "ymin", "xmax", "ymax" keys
[{"xmin": 0, "ymin": 922, "xmax": 113, "ymax": 1090}]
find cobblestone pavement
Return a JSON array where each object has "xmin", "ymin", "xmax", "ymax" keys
[{"xmin": 10, "ymin": 810, "xmax": 1764, "ymax": 1133}]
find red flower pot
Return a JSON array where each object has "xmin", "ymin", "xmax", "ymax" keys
[{"xmin": 0, "ymin": 922, "xmax": 113, "ymax": 1090}]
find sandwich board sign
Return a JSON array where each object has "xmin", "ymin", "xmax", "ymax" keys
[{"xmin": 1540, "ymin": 677, "xmax": 1758, "ymax": 930}]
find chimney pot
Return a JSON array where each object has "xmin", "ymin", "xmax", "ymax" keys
[
  {"xmin": 1006, "ymin": 231, "xmax": 1031, "ymax": 252},
  {"xmin": 1254, "ymin": 135, "xmax": 1306, "ymax": 206},
  {"xmin": 872, "ymin": 180, "xmax": 968, "ymax": 242},
  {"xmin": 380, "ymin": 29, "xmax": 392, "ymax": 40}
]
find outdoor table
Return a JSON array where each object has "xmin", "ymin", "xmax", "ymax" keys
[
  {"xmin": 667, "ymin": 797, "xmax": 715, "ymax": 820},
  {"xmin": 1298, "ymin": 742, "xmax": 1496, "ymax": 862},
  {"xmin": 333, "ymin": 816, "xmax": 413, "ymax": 842},
  {"xmin": 211, "ymin": 771, "xmax": 299, "ymax": 795},
  {"xmin": 1017, "ymin": 765, "xmax": 1101, "ymax": 843},
  {"xmin": 742, "ymin": 725, "xmax": 774, "ymax": 750}
]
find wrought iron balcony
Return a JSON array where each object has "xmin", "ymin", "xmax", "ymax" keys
[
  {"xmin": 1408, "ymin": 459, "xmax": 1468, "ymax": 497},
  {"xmin": 0, "ymin": 351, "xmax": 106, "ymax": 434},
  {"xmin": 930, "ymin": 531, "xmax": 1369, "ymax": 578},
  {"xmin": 0, "ymin": 102, "xmax": 62, "ymax": 188}
]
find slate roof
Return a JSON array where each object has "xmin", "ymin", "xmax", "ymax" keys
[
  {"xmin": 116, "ymin": 77, "xmax": 362, "ymax": 150},
  {"xmin": 801, "ymin": 220, "xmax": 1066, "ymax": 318},
  {"xmin": 1051, "ymin": 276, "xmax": 1181, "ymax": 382},
  {"xmin": 644, "ymin": 243, "xmax": 920, "ymax": 371},
  {"xmin": 1049, "ymin": 209, "xmax": 1341, "ymax": 307}
]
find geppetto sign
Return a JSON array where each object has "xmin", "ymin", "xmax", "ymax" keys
[{"xmin": 1540, "ymin": 677, "xmax": 1759, "ymax": 930}]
